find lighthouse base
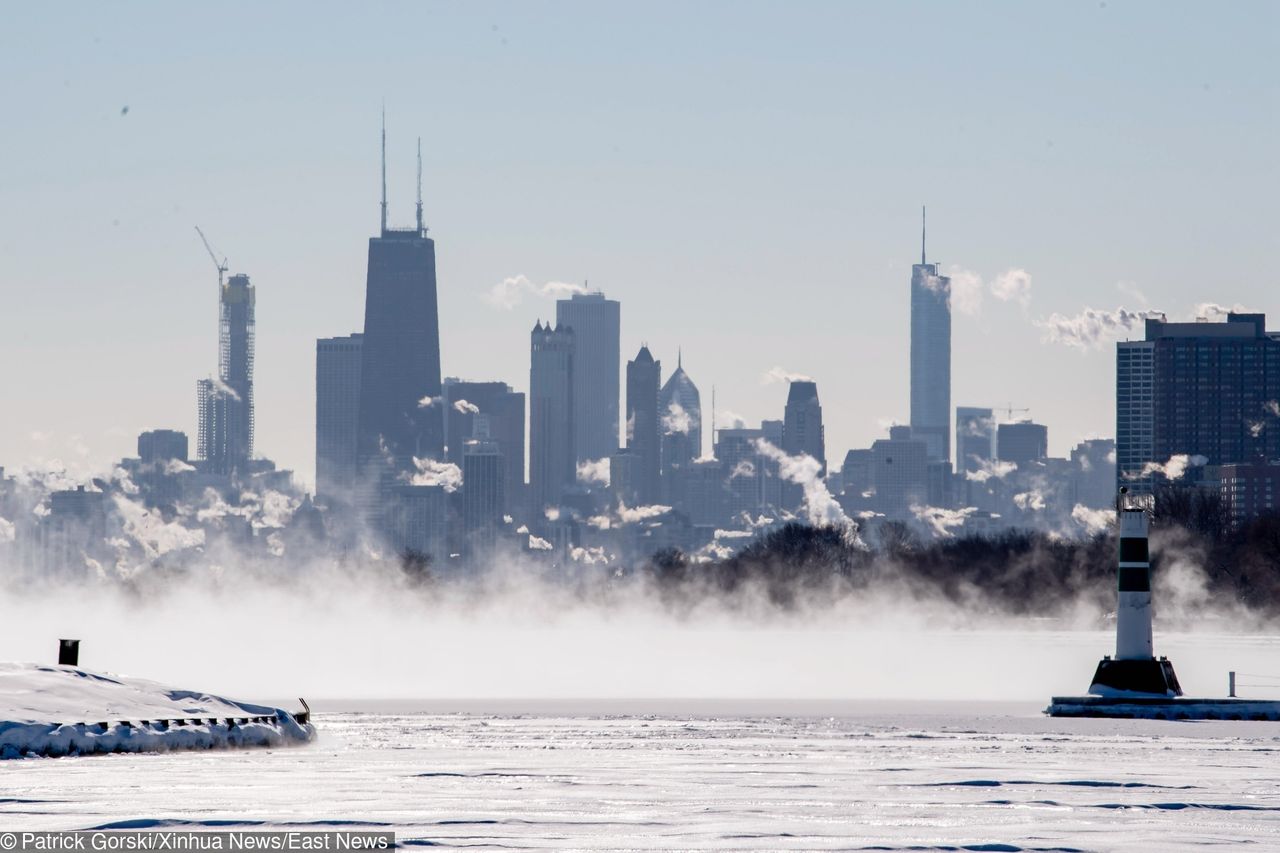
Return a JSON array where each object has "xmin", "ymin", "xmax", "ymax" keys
[
  {"xmin": 1087, "ymin": 656, "xmax": 1183, "ymax": 698},
  {"xmin": 1046, "ymin": 696, "xmax": 1280, "ymax": 720}
]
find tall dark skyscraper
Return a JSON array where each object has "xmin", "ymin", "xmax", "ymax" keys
[
  {"xmin": 529, "ymin": 321, "xmax": 575, "ymax": 515},
  {"xmin": 909, "ymin": 208, "xmax": 951, "ymax": 464},
  {"xmin": 1118, "ymin": 312, "xmax": 1280, "ymax": 492},
  {"xmin": 625, "ymin": 346, "xmax": 661, "ymax": 505},
  {"xmin": 198, "ymin": 272, "xmax": 255, "ymax": 476},
  {"xmin": 355, "ymin": 126, "xmax": 444, "ymax": 505},
  {"xmin": 658, "ymin": 352, "xmax": 702, "ymax": 505},
  {"xmin": 556, "ymin": 292, "xmax": 620, "ymax": 465},
  {"xmin": 316, "ymin": 333, "xmax": 363, "ymax": 504}
]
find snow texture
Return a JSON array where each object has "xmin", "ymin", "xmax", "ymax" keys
[
  {"xmin": 6, "ymin": 702, "xmax": 1280, "ymax": 847},
  {"xmin": 0, "ymin": 663, "xmax": 314, "ymax": 759}
]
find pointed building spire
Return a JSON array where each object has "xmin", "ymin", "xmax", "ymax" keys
[
  {"xmin": 921, "ymin": 205, "xmax": 927, "ymax": 265},
  {"xmin": 677, "ymin": 347, "xmax": 682, "ymax": 370},
  {"xmin": 380, "ymin": 105, "xmax": 388, "ymax": 236},
  {"xmin": 416, "ymin": 137, "xmax": 424, "ymax": 234}
]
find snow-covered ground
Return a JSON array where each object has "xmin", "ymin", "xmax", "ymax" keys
[
  {"xmin": 0, "ymin": 663, "xmax": 314, "ymax": 758},
  {"xmin": 4, "ymin": 701, "xmax": 1280, "ymax": 850}
]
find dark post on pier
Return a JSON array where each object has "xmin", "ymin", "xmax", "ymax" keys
[{"xmin": 58, "ymin": 639, "xmax": 80, "ymax": 666}]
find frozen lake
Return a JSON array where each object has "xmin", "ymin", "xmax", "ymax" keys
[{"xmin": 6, "ymin": 700, "xmax": 1280, "ymax": 851}]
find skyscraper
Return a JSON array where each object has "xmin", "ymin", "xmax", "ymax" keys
[
  {"xmin": 625, "ymin": 345, "xmax": 661, "ymax": 504},
  {"xmin": 782, "ymin": 380, "xmax": 825, "ymax": 471},
  {"xmin": 556, "ymin": 292, "xmax": 620, "ymax": 465},
  {"xmin": 462, "ymin": 417, "xmax": 506, "ymax": 546},
  {"xmin": 997, "ymin": 421, "xmax": 1048, "ymax": 468},
  {"xmin": 658, "ymin": 352, "xmax": 702, "ymax": 504},
  {"xmin": 316, "ymin": 333, "xmax": 363, "ymax": 504},
  {"xmin": 955, "ymin": 406, "xmax": 995, "ymax": 474},
  {"xmin": 197, "ymin": 272, "xmax": 255, "ymax": 476},
  {"xmin": 871, "ymin": 425, "xmax": 929, "ymax": 517},
  {"xmin": 355, "ymin": 126, "xmax": 443, "ymax": 511},
  {"xmin": 442, "ymin": 379, "xmax": 525, "ymax": 516},
  {"xmin": 909, "ymin": 208, "xmax": 951, "ymax": 463},
  {"xmin": 529, "ymin": 321, "xmax": 576, "ymax": 515},
  {"xmin": 1119, "ymin": 312, "xmax": 1280, "ymax": 492},
  {"xmin": 781, "ymin": 379, "xmax": 825, "ymax": 511}
]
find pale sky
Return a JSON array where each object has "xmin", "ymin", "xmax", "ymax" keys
[{"xmin": 1, "ymin": 1, "xmax": 1276, "ymax": 487}]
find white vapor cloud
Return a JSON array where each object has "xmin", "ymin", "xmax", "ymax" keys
[
  {"xmin": 1035, "ymin": 306, "xmax": 1161, "ymax": 350},
  {"xmin": 662, "ymin": 401, "xmax": 692, "ymax": 435},
  {"xmin": 408, "ymin": 457, "xmax": 463, "ymax": 492},
  {"xmin": 965, "ymin": 459, "xmax": 1017, "ymax": 483},
  {"xmin": 485, "ymin": 274, "xmax": 587, "ymax": 309},
  {"xmin": 761, "ymin": 367, "xmax": 813, "ymax": 385},
  {"xmin": 417, "ymin": 395, "xmax": 441, "ymax": 409},
  {"xmin": 1071, "ymin": 504, "xmax": 1115, "ymax": 535},
  {"xmin": 1194, "ymin": 302, "xmax": 1254, "ymax": 320},
  {"xmin": 911, "ymin": 504, "xmax": 976, "ymax": 539},
  {"xmin": 752, "ymin": 439, "xmax": 857, "ymax": 536},
  {"xmin": 990, "ymin": 268, "xmax": 1032, "ymax": 307},
  {"xmin": 947, "ymin": 267, "xmax": 985, "ymax": 316},
  {"xmin": 1139, "ymin": 454, "xmax": 1207, "ymax": 481},
  {"xmin": 576, "ymin": 458, "xmax": 610, "ymax": 486},
  {"xmin": 1013, "ymin": 490, "xmax": 1046, "ymax": 512},
  {"xmin": 452, "ymin": 399, "xmax": 480, "ymax": 414},
  {"xmin": 617, "ymin": 504, "xmax": 672, "ymax": 524}
]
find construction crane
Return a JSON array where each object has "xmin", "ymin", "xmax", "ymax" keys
[
  {"xmin": 194, "ymin": 225, "xmax": 228, "ymax": 289},
  {"xmin": 999, "ymin": 404, "xmax": 1030, "ymax": 422}
]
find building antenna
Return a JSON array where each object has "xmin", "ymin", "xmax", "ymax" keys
[
  {"xmin": 416, "ymin": 136, "xmax": 424, "ymax": 234},
  {"xmin": 921, "ymin": 205, "xmax": 927, "ymax": 265},
  {"xmin": 380, "ymin": 104, "xmax": 388, "ymax": 235},
  {"xmin": 711, "ymin": 385, "xmax": 717, "ymax": 448}
]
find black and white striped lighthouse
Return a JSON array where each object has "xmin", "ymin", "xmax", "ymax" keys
[{"xmin": 1087, "ymin": 488, "xmax": 1183, "ymax": 697}]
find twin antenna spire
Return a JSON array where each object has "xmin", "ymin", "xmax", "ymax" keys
[{"xmin": 379, "ymin": 107, "xmax": 425, "ymax": 235}]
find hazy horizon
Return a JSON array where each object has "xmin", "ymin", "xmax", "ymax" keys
[{"xmin": 2, "ymin": 1, "xmax": 1276, "ymax": 488}]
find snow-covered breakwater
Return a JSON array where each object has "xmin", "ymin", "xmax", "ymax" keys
[{"xmin": 0, "ymin": 663, "xmax": 314, "ymax": 759}]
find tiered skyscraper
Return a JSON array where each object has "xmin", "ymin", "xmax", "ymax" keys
[
  {"xmin": 355, "ymin": 129, "xmax": 444, "ymax": 509},
  {"xmin": 556, "ymin": 292, "xmax": 620, "ymax": 465},
  {"xmin": 658, "ymin": 353, "xmax": 702, "ymax": 504},
  {"xmin": 909, "ymin": 208, "xmax": 951, "ymax": 464},
  {"xmin": 198, "ymin": 272, "xmax": 255, "ymax": 476}
]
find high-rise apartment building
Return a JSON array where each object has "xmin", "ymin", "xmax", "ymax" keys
[{"xmin": 1119, "ymin": 312, "xmax": 1280, "ymax": 493}]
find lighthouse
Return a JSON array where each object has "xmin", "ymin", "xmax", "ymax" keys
[{"xmin": 1087, "ymin": 488, "xmax": 1182, "ymax": 697}]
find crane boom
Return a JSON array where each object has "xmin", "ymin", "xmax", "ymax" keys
[{"xmin": 194, "ymin": 225, "xmax": 228, "ymax": 289}]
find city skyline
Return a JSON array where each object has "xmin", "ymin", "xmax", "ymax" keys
[{"xmin": 2, "ymin": 1, "xmax": 1277, "ymax": 486}]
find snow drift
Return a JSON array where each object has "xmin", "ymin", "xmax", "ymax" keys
[{"xmin": 0, "ymin": 663, "xmax": 314, "ymax": 759}]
